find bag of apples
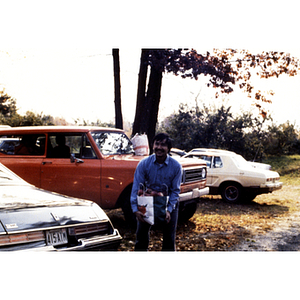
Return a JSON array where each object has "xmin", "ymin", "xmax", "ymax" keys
[{"xmin": 137, "ymin": 184, "xmax": 169, "ymax": 225}]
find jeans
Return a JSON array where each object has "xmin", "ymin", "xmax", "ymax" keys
[{"xmin": 134, "ymin": 204, "xmax": 179, "ymax": 251}]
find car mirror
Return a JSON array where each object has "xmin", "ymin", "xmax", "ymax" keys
[
  {"xmin": 70, "ymin": 153, "xmax": 84, "ymax": 164},
  {"xmin": 70, "ymin": 153, "xmax": 76, "ymax": 163}
]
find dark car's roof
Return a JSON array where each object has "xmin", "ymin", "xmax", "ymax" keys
[{"xmin": 0, "ymin": 126, "xmax": 124, "ymax": 134}]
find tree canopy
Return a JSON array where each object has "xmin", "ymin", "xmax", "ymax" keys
[{"xmin": 132, "ymin": 49, "xmax": 300, "ymax": 145}]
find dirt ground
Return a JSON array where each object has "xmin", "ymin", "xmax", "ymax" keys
[
  {"xmin": 106, "ymin": 184, "xmax": 300, "ymax": 251},
  {"xmin": 230, "ymin": 185, "xmax": 300, "ymax": 251}
]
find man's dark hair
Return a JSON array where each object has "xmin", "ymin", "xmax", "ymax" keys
[{"xmin": 153, "ymin": 133, "xmax": 172, "ymax": 152}]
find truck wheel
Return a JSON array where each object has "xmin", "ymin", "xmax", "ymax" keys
[
  {"xmin": 221, "ymin": 183, "xmax": 242, "ymax": 203},
  {"xmin": 121, "ymin": 192, "xmax": 137, "ymax": 227},
  {"xmin": 178, "ymin": 202, "xmax": 198, "ymax": 222},
  {"xmin": 243, "ymin": 192, "xmax": 257, "ymax": 203}
]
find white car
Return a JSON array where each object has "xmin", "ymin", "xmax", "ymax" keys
[
  {"xmin": 182, "ymin": 151, "xmax": 282, "ymax": 203},
  {"xmin": 187, "ymin": 148, "xmax": 272, "ymax": 170},
  {"xmin": 169, "ymin": 148, "xmax": 187, "ymax": 158}
]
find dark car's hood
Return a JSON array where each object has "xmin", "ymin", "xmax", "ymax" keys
[{"xmin": 0, "ymin": 185, "xmax": 108, "ymax": 233}]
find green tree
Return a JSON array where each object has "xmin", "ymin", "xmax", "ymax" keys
[
  {"xmin": 0, "ymin": 90, "xmax": 18, "ymax": 117},
  {"xmin": 159, "ymin": 103, "xmax": 268, "ymax": 160},
  {"xmin": 0, "ymin": 90, "xmax": 55, "ymax": 126},
  {"xmin": 263, "ymin": 122, "xmax": 300, "ymax": 155}
]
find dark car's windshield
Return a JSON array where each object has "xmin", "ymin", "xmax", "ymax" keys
[{"xmin": 91, "ymin": 131, "xmax": 134, "ymax": 155}]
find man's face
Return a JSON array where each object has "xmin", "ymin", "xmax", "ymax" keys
[{"xmin": 153, "ymin": 139, "xmax": 169, "ymax": 160}]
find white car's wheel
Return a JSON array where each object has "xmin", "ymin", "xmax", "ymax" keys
[{"xmin": 221, "ymin": 183, "xmax": 242, "ymax": 203}]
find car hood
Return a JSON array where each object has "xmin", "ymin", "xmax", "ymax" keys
[
  {"xmin": 176, "ymin": 157, "xmax": 207, "ymax": 167},
  {"xmin": 104, "ymin": 154, "xmax": 145, "ymax": 161},
  {"xmin": 0, "ymin": 185, "xmax": 108, "ymax": 233}
]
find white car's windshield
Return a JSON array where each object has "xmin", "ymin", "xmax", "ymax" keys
[{"xmin": 91, "ymin": 131, "xmax": 134, "ymax": 155}]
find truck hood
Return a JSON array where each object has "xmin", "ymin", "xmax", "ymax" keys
[
  {"xmin": 176, "ymin": 157, "xmax": 208, "ymax": 167},
  {"xmin": 104, "ymin": 154, "xmax": 207, "ymax": 170}
]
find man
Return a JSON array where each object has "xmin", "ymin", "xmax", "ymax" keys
[{"xmin": 130, "ymin": 133, "xmax": 182, "ymax": 251}]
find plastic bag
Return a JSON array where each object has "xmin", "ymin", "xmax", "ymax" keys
[
  {"xmin": 137, "ymin": 183, "xmax": 168, "ymax": 225},
  {"xmin": 131, "ymin": 133, "xmax": 149, "ymax": 156},
  {"xmin": 137, "ymin": 195, "xmax": 168, "ymax": 225}
]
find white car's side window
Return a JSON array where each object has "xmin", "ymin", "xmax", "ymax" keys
[
  {"xmin": 200, "ymin": 155, "xmax": 212, "ymax": 168},
  {"xmin": 213, "ymin": 156, "xmax": 223, "ymax": 168}
]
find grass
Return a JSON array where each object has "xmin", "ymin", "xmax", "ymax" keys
[{"xmin": 264, "ymin": 154, "xmax": 300, "ymax": 185}]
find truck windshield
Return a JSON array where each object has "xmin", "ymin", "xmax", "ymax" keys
[{"xmin": 91, "ymin": 131, "xmax": 135, "ymax": 155}]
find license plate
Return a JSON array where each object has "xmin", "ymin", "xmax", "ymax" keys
[{"xmin": 45, "ymin": 229, "xmax": 68, "ymax": 246}]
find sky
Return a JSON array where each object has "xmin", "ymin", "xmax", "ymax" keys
[
  {"xmin": 0, "ymin": 1, "xmax": 299, "ymax": 130},
  {"xmin": 0, "ymin": 47, "xmax": 300, "ymax": 128}
]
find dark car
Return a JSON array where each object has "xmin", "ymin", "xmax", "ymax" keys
[
  {"xmin": 0, "ymin": 138, "xmax": 20, "ymax": 155},
  {"xmin": 0, "ymin": 162, "xmax": 122, "ymax": 251}
]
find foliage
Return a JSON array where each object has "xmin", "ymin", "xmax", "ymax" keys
[
  {"xmin": 132, "ymin": 49, "xmax": 300, "ymax": 145},
  {"xmin": 107, "ymin": 184, "xmax": 297, "ymax": 251},
  {"xmin": 0, "ymin": 90, "xmax": 18, "ymax": 117},
  {"xmin": 159, "ymin": 103, "xmax": 300, "ymax": 160},
  {"xmin": 0, "ymin": 91, "xmax": 55, "ymax": 126},
  {"xmin": 74, "ymin": 118, "xmax": 115, "ymax": 127},
  {"xmin": 264, "ymin": 122, "xmax": 300, "ymax": 155}
]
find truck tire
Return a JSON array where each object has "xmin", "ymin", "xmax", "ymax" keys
[
  {"xmin": 179, "ymin": 202, "xmax": 198, "ymax": 222},
  {"xmin": 243, "ymin": 192, "xmax": 257, "ymax": 203},
  {"xmin": 120, "ymin": 189, "xmax": 137, "ymax": 227}
]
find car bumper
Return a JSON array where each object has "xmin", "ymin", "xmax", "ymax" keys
[
  {"xmin": 19, "ymin": 229, "xmax": 122, "ymax": 252},
  {"xmin": 247, "ymin": 182, "xmax": 283, "ymax": 194},
  {"xmin": 60, "ymin": 229, "xmax": 122, "ymax": 251},
  {"xmin": 179, "ymin": 187, "xmax": 210, "ymax": 202},
  {"xmin": 266, "ymin": 181, "xmax": 283, "ymax": 190}
]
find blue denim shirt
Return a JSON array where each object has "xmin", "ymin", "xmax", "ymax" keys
[{"xmin": 130, "ymin": 154, "xmax": 182, "ymax": 213}]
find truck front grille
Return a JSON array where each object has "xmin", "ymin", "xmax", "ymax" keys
[{"xmin": 182, "ymin": 167, "xmax": 206, "ymax": 184}]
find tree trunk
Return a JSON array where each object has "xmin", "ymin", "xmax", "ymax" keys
[
  {"xmin": 144, "ymin": 66, "xmax": 163, "ymax": 149},
  {"xmin": 132, "ymin": 49, "xmax": 149, "ymax": 136},
  {"xmin": 112, "ymin": 48, "xmax": 123, "ymax": 129},
  {"xmin": 132, "ymin": 49, "xmax": 163, "ymax": 151}
]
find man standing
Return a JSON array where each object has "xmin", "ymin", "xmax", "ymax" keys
[{"xmin": 130, "ymin": 133, "xmax": 182, "ymax": 251}]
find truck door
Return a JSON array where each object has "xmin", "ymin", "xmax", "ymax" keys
[{"xmin": 41, "ymin": 133, "xmax": 101, "ymax": 205}]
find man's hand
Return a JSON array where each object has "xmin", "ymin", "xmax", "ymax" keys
[
  {"xmin": 165, "ymin": 211, "xmax": 171, "ymax": 223},
  {"xmin": 134, "ymin": 211, "xmax": 146, "ymax": 223}
]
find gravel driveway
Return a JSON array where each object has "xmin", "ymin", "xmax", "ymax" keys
[{"xmin": 232, "ymin": 209, "xmax": 300, "ymax": 251}]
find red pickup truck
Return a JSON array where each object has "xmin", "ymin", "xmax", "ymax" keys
[{"xmin": 0, "ymin": 126, "xmax": 209, "ymax": 222}]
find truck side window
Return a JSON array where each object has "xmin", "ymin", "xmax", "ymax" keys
[
  {"xmin": 47, "ymin": 134, "xmax": 96, "ymax": 159},
  {"xmin": 0, "ymin": 134, "xmax": 45, "ymax": 155}
]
